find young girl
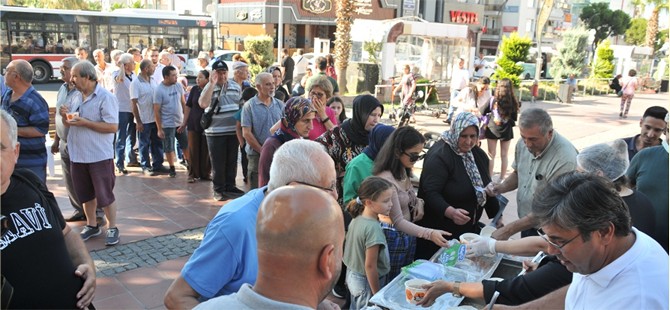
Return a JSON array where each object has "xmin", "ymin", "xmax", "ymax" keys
[
  {"xmin": 327, "ymin": 96, "xmax": 347, "ymax": 123},
  {"xmin": 344, "ymin": 176, "xmax": 394, "ymax": 309}
]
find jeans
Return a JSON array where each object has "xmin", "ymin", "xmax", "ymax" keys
[
  {"xmin": 206, "ymin": 135, "xmax": 239, "ymax": 193},
  {"xmin": 138, "ymin": 122, "xmax": 164, "ymax": 170},
  {"xmin": 346, "ymin": 269, "xmax": 386, "ymax": 310},
  {"xmin": 115, "ymin": 112, "xmax": 138, "ymax": 168},
  {"xmin": 446, "ymin": 89, "xmax": 461, "ymax": 122}
]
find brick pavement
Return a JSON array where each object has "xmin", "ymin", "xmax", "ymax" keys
[{"xmin": 40, "ymin": 91, "xmax": 667, "ymax": 309}]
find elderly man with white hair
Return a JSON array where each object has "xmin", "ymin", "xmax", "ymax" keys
[{"xmin": 112, "ymin": 53, "xmax": 139, "ymax": 173}]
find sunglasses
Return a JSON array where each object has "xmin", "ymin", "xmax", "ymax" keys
[{"xmin": 404, "ymin": 151, "xmax": 425, "ymax": 162}]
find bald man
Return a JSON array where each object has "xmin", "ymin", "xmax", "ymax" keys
[
  {"xmin": 165, "ymin": 139, "xmax": 338, "ymax": 309},
  {"xmin": 1, "ymin": 59, "xmax": 50, "ymax": 182},
  {"xmin": 195, "ymin": 186, "xmax": 344, "ymax": 309}
]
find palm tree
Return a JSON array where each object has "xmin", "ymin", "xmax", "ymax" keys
[
  {"xmin": 645, "ymin": 0, "xmax": 669, "ymax": 48},
  {"xmin": 334, "ymin": 0, "xmax": 354, "ymax": 94}
]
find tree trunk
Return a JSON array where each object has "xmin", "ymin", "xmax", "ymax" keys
[
  {"xmin": 334, "ymin": 0, "xmax": 354, "ymax": 94},
  {"xmin": 645, "ymin": 7, "xmax": 660, "ymax": 47}
]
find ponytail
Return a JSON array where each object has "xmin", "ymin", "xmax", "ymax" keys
[{"xmin": 347, "ymin": 176, "xmax": 393, "ymax": 218}]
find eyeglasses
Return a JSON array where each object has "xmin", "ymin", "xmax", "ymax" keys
[
  {"xmin": 403, "ymin": 151, "xmax": 425, "ymax": 162},
  {"xmin": 537, "ymin": 228, "xmax": 581, "ymax": 252},
  {"xmin": 309, "ymin": 91, "xmax": 325, "ymax": 99},
  {"xmin": 291, "ymin": 181, "xmax": 337, "ymax": 194}
]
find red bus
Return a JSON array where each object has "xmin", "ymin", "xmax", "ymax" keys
[{"xmin": 1, "ymin": 5, "xmax": 214, "ymax": 83}]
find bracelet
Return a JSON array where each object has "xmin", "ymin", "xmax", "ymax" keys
[
  {"xmin": 321, "ymin": 117, "xmax": 330, "ymax": 124},
  {"xmin": 452, "ymin": 281, "xmax": 462, "ymax": 298}
]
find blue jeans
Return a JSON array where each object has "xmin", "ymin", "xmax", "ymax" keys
[
  {"xmin": 115, "ymin": 112, "xmax": 138, "ymax": 168},
  {"xmin": 346, "ymin": 269, "xmax": 386, "ymax": 310},
  {"xmin": 138, "ymin": 122, "xmax": 164, "ymax": 170},
  {"xmin": 446, "ymin": 89, "xmax": 461, "ymax": 122}
]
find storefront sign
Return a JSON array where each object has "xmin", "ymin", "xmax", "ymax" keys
[
  {"xmin": 502, "ymin": 26, "xmax": 518, "ymax": 32},
  {"xmin": 250, "ymin": 8, "xmax": 262, "ymax": 21},
  {"xmin": 303, "ymin": 0, "xmax": 332, "ymax": 14},
  {"xmin": 354, "ymin": 0, "xmax": 373, "ymax": 15},
  {"xmin": 236, "ymin": 10, "xmax": 248, "ymax": 21},
  {"xmin": 450, "ymin": 11, "xmax": 479, "ymax": 24}
]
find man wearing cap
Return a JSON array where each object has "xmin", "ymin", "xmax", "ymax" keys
[
  {"xmin": 198, "ymin": 60, "xmax": 244, "ymax": 201},
  {"xmin": 241, "ymin": 72, "xmax": 285, "ymax": 189}
]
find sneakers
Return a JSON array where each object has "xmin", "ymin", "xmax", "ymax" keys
[
  {"xmin": 117, "ymin": 166, "xmax": 128, "ymax": 175},
  {"xmin": 80, "ymin": 225, "xmax": 101, "ymax": 241},
  {"xmin": 213, "ymin": 192, "xmax": 225, "ymax": 201},
  {"xmin": 127, "ymin": 162, "xmax": 141, "ymax": 168},
  {"xmin": 187, "ymin": 177, "xmax": 195, "ymax": 183},
  {"xmin": 106, "ymin": 227, "xmax": 120, "ymax": 246},
  {"xmin": 169, "ymin": 167, "xmax": 176, "ymax": 178},
  {"xmin": 66, "ymin": 211, "xmax": 86, "ymax": 222}
]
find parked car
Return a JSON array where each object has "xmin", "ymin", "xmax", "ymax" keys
[{"xmin": 183, "ymin": 58, "xmax": 203, "ymax": 78}]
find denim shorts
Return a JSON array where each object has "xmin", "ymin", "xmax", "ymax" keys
[
  {"xmin": 346, "ymin": 269, "xmax": 387, "ymax": 310},
  {"xmin": 162, "ymin": 127, "xmax": 188, "ymax": 153}
]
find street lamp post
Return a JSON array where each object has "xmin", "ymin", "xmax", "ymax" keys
[{"xmin": 277, "ymin": 0, "xmax": 284, "ymax": 63}]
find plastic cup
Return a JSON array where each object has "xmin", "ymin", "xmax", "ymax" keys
[
  {"xmin": 459, "ymin": 232, "xmax": 479, "ymax": 244},
  {"xmin": 66, "ymin": 112, "xmax": 79, "ymax": 122},
  {"xmin": 405, "ymin": 278, "xmax": 430, "ymax": 304},
  {"xmin": 480, "ymin": 226, "xmax": 496, "ymax": 238}
]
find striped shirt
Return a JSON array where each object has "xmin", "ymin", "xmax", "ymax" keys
[
  {"xmin": 112, "ymin": 70, "xmax": 135, "ymax": 113},
  {"xmin": 130, "ymin": 74, "xmax": 157, "ymax": 124},
  {"xmin": 1, "ymin": 86, "xmax": 49, "ymax": 169},
  {"xmin": 55, "ymin": 83, "xmax": 81, "ymax": 143},
  {"xmin": 241, "ymin": 95, "xmax": 285, "ymax": 155},
  {"xmin": 203, "ymin": 79, "xmax": 241, "ymax": 136},
  {"xmin": 67, "ymin": 84, "xmax": 119, "ymax": 163}
]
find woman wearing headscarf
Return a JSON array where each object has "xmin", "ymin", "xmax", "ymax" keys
[
  {"xmin": 342, "ymin": 124, "xmax": 396, "ymax": 205},
  {"xmin": 258, "ymin": 97, "xmax": 316, "ymax": 187},
  {"xmin": 416, "ymin": 112, "xmax": 500, "ymax": 259},
  {"xmin": 316, "ymin": 94, "xmax": 383, "ymax": 205}
]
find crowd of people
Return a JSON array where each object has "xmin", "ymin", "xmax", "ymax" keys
[{"xmin": 1, "ymin": 44, "xmax": 668, "ymax": 310}]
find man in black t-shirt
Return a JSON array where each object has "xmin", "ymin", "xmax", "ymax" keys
[
  {"xmin": 0, "ymin": 110, "xmax": 96, "ymax": 309},
  {"xmin": 281, "ymin": 48, "xmax": 295, "ymax": 92}
]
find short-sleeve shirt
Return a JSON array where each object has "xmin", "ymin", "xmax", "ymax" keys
[
  {"xmin": 1, "ymin": 86, "xmax": 50, "ymax": 169},
  {"xmin": 241, "ymin": 96, "xmax": 285, "ymax": 155},
  {"xmin": 153, "ymin": 82, "xmax": 184, "ymax": 128},
  {"xmin": 181, "ymin": 187, "xmax": 267, "ymax": 299},
  {"xmin": 130, "ymin": 74, "xmax": 157, "ymax": 124},
  {"xmin": 194, "ymin": 283, "xmax": 311, "ymax": 310},
  {"xmin": 343, "ymin": 216, "xmax": 390, "ymax": 276},
  {"xmin": 55, "ymin": 83, "xmax": 81, "ymax": 143},
  {"xmin": 112, "ymin": 70, "xmax": 135, "ymax": 113},
  {"xmin": 67, "ymin": 84, "xmax": 119, "ymax": 163},
  {"xmin": 511, "ymin": 132, "xmax": 577, "ymax": 218}
]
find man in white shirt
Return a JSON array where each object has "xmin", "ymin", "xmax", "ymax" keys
[
  {"xmin": 495, "ymin": 172, "xmax": 668, "ymax": 310},
  {"xmin": 445, "ymin": 57, "xmax": 470, "ymax": 124},
  {"xmin": 473, "ymin": 52, "xmax": 487, "ymax": 78}
]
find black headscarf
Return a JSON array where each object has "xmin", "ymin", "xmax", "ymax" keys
[
  {"xmin": 340, "ymin": 94, "xmax": 383, "ymax": 146},
  {"xmin": 362, "ymin": 124, "xmax": 395, "ymax": 160}
]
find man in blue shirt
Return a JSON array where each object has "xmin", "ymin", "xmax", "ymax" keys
[
  {"xmin": 164, "ymin": 139, "xmax": 338, "ymax": 309},
  {"xmin": 1, "ymin": 59, "xmax": 50, "ymax": 182}
]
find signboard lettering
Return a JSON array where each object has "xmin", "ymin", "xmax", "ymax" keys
[
  {"xmin": 449, "ymin": 11, "xmax": 479, "ymax": 25},
  {"xmin": 303, "ymin": 0, "xmax": 332, "ymax": 14}
]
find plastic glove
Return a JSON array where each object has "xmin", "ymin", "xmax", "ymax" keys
[{"xmin": 466, "ymin": 236, "xmax": 496, "ymax": 258}]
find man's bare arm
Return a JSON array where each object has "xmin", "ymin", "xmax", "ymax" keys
[{"xmin": 164, "ymin": 276, "xmax": 201, "ymax": 310}]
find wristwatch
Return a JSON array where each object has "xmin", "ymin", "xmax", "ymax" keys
[{"xmin": 452, "ymin": 281, "xmax": 462, "ymax": 298}]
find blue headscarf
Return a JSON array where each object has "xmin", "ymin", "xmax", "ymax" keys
[{"xmin": 362, "ymin": 124, "xmax": 395, "ymax": 160}]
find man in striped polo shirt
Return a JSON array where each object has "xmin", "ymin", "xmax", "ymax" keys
[{"xmin": 1, "ymin": 59, "xmax": 50, "ymax": 182}]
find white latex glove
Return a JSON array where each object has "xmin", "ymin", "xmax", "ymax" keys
[{"xmin": 466, "ymin": 236, "xmax": 496, "ymax": 258}]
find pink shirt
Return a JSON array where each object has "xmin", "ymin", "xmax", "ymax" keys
[{"xmin": 309, "ymin": 106, "xmax": 339, "ymax": 140}]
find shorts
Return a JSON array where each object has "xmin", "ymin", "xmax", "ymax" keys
[
  {"xmin": 71, "ymin": 159, "xmax": 116, "ymax": 207},
  {"xmin": 162, "ymin": 127, "xmax": 188, "ymax": 153}
]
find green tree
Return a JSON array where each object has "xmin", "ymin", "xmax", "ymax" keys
[
  {"xmin": 579, "ymin": 3, "xmax": 631, "ymax": 51},
  {"xmin": 625, "ymin": 18, "xmax": 647, "ymax": 46},
  {"xmin": 7, "ymin": 0, "xmax": 94, "ymax": 9},
  {"xmin": 644, "ymin": 0, "xmax": 669, "ymax": 48},
  {"xmin": 550, "ymin": 27, "xmax": 589, "ymax": 79},
  {"xmin": 334, "ymin": 0, "xmax": 354, "ymax": 93},
  {"xmin": 493, "ymin": 32, "xmax": 531, "ymax": 87},
  {"xmin": 593, "ymin": 40, "xmax": 615, "ymax": 78},
  {"xmin": 242, "ymin": 35, "xmax": 274, "ymax": 81}
]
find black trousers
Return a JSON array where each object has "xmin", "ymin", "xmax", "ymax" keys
[{"xmin": 206, "ymin": 135, "xmax": 239, "ymax": 193}]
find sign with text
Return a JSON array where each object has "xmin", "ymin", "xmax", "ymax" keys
[
  {"xmin": 450, "ymin": 11, "xmax": 479, "ymax": 25},
  {"xmin": 303, "ymin": 0, "xmax": 333, "ymax": 14}
]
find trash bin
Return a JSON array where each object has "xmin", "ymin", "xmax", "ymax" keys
[{"xmin": 661, "ymin": 80, "xmax": 669, "ymax": 93}]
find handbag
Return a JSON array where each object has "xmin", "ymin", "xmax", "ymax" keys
[
  {"xmin": 479, "ymin": 97, "xmax": 494, "ymax": 139},
  {"xmin": 617, "ymin": 79, "xmax": 631, "ymax": 97},
  {"xmin": 200, "ymin": 87, "xmax": 222, "ymax": 129}
]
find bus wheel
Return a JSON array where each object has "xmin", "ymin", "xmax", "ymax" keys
[{"xmin": 31, "ymin": 61, "xmax": 51, "ymax": 84}]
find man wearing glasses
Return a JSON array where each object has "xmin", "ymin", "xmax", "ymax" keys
[
  {"xmin": 491, "ymin": 172, "xmax": 668, "ymax": 309},
  {"xmin": 164, "ymin": 139, "xmax": 337, "ymax": 309}
]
